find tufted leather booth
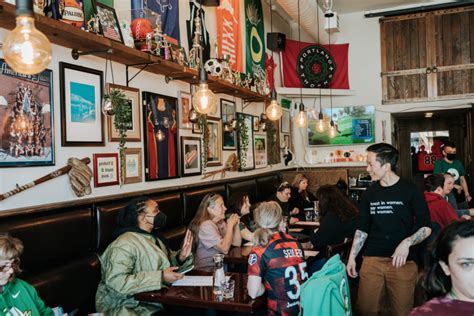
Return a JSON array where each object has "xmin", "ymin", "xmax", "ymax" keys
[
  {"xmin": 226, "ymin": 179, "xmax": 258, "ymax": 205},
  {"xmin": 182, "ymin": 185, "xmax": 226, "ymax": 225},
  {"xmin": 256, "ymin": 174, "xmax": 281, "ymax": 202}
]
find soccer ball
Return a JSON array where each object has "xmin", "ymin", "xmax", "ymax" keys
[{"xmin": 204, "ymin": 59, "xmax": 223, "ymax": 77}]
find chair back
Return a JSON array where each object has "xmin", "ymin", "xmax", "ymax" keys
[{"xmin": 326, "ymin": 238, "xmax": 353, "ymax": 264}]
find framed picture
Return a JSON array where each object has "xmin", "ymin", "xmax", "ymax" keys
[
  {"xmin": 220, "ymin": 99, "xmax": 236, "ymax": 150},
  {"xmin": 93, "ymin": 153, "xmax": 119, "ymax": 187},
  {"xmin": 142, "ymin": 91, "xmax": 179, "ymax": 181},
  {"xmin": 192, "ymin": 123, "xmax": 202, "ymax": 134},
  {"xmin": 94, "ymin": 1, "xmax": 123, "ymax": 43},
  {"xmin": 181, "ymin": 136, "xmax": 201, "ymax": 176},
  {"xmin": 254, "ymin": 134, "xmax": 268, "ymax": 169},
  {"xmin": 281, "ymin": 109, "xmax": 291, "ymax": 133},
  {"xmin": 237, "ymin": 112, "xmax": 255, "ymax": 171},
  {"xmin": 170, "ymin": 44, "xmax": 188, "ymax": 67},
  {"xmin": 0, "ymin": 59, "xmax": 55, "ymax": 167},
  {"xmin": 282, "ymin": 133, "xmax": 292, "ymax": 150},
  {"xmin": 252, "ymin": 115, "xmax": 260, "ymax": 132},
  {"xmin": 122, "ymin": 148, "xmax": 143, "ymax": 184},
  {"xmin": 107, "ymin": 84, "xmax": 141, "ymax": 142},
  {"xmin": 178, "ymin": 91, "xmax": 192, "ymax": 129},
  {"xmin": 206, "ymin": 117, "xmax": 222, "ymax": 167},
  {"xmin": 59, "ymin": 62, "xmax": 104, "ymax": 146}
]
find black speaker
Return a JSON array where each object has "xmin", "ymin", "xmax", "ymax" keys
[
  {"xmin": 202, "ymin": 0, "xmax": 220, "ymax": 6},
  {"xmin": 267, "ymin": 32, "xmax": 286, "ymax": 52}
]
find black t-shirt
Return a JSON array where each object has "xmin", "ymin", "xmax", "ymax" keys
[
  {"xmin": 359, "ymin": 178, "xmax": 431, "ymax": 259},
  {"xmin": 289, "ymin": 187, "xmax": 316, "ymax": 221},
  {"xmin": 268, "ymin": 194, "xmax": 290, "ymax": 216}
]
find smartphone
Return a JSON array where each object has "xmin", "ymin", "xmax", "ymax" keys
[{"xmin": 178, "ymin": 264, "xmax": 194, "ymax": 274}]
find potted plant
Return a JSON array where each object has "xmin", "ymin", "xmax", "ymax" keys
[{"xmin": 235, "ymin": 114, "xmax": 249, "ymax": 170}]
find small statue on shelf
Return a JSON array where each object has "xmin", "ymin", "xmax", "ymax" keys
[
  {"xmin": 220, "ymin": 54, "xmax": 233, "ymax": 83},
  {"xmin": 86, "ymin": 14, "xmax": 100, "ymax": 34},
  {"xmin": 188, "ymin": 10, "xmax": 203, "ymax": 69}
]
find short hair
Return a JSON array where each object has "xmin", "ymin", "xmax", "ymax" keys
[
  {"xmin": 424, "ymin": 174, "xmax": 445, "ymax": 192},
  {"xmin": 441, "ymin": 141, "xmax": 456, "ymax": 150},
  {"xmin": 366, "ymin": 143, "xmax": 399, "ymax": 170},
  {"xmin": 277, "ymin": 181, "xmax": 291, "ymax": 192},
  {"xmin": 0, "ymin": 234, "xmax": 24, "ymax": 278}
]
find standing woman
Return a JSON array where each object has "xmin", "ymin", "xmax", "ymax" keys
[
  {"xmin": 227, "ymin": 192, "xmax": 256, "ymax": 242},
  {"xmin": 189, "ymin": 193, "xmax": 241, "ymax": 272},
  {"xmin": 289, "ymin": 174, "xmax": 316, "ymax": 221},
  {"xmin": 410, "ymin": 220, "xmax": 474, "ymax": 315},
  {"xmin": 247, "ymin": 201, "xmax": 308, "ymax": 316}
]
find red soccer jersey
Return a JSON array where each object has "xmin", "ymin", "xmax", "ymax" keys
[{"xmin": 248, "ymin": 232, "xmax": 308, "ymax": 316}]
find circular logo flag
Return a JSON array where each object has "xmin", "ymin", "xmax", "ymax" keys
[{"xmin": 296, "ymin": 45, "xmax": 336, "ymax": 88}]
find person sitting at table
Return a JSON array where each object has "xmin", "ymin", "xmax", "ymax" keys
[
  {"xmin": 96, "ymin": 196, "xmax": 194, "ymax": 315},
  {"xmin": 289, "ymin": 174, "xmax": 316, "ymax": 221},
  {"xmin": 247, "ymin": 201, "xmax": 309, "ymax": 316},
  {"xmin": 0, "ymin": 234, "xmax": 53, "ymax": 316},
  {"xmin": 268, "ymin": 181, "xmax": 300, "ymax": 224},
  {"xmin": 410, "ymin": 220, "xmax": 474, "ymax": 315},
  {"xmin": 189, "ymin": 193, "xmax": 241, "ymax": 272},
  {"xmin": 227, "ymin": 192, "xmax": 256, "ymax": 242},
  {"xmin": 309, "ymin": 185, "xmax": 359, "ymax": 273}
]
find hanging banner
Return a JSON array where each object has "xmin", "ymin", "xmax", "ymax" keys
[
  {"xmin": 216, "ymin": 0, "xmax": 243, "ymax": 72},
  {"xmin": 245, "ymin": 0, "xmax": 265, "ymax": 77},
  {"xmin": 131, "ymin": 0, "xmax": 180, "ymax": 44},
  {"xmin": 281, "ymin": 39, "xmax": 349, "ymax": 89},
  {"xmin": 187, "ymin": 1, "xmax": 211, "ymax": 63}
]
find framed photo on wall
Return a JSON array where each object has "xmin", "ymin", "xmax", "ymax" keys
[
  {"xmin": 0, "ymin": 59, "xmax": 55, "ymax": 167},
  {"xmin": 281, "ymin": 109, "xmax": 291, "ymax": 133},
  {"xmin": 142, "ymin": 91, "xmax": 179, "ymax": 181},
  {"xmin": 192, "ymin": 123, "xmax": 202, "ymax": 134},
  {"xmin": 206, "ymin": 117, "xmax": 222, "ymax": 167},
  {"xmin": 122, "ymin": 148, "xmax": 143, "ymax": 184},
  {"xmin": 237, "ymin": 112, "xmax": 255, "ymax": 171},
  {"xmin": 60, "ymin": 62, "xmax": 104, "ymax": 146},
  {"xmin": 254, "ymin": 134, "xmax": 267, "ymax": 169},
  {"xmin": 220, "ymin": 99, "xmax": 236, "ymax": 150},
  {"xmin": 181, "ymin": 136, "xmax": 201, "ymax": 176},
  {"xmin": 107, "ymin": 84, "xmax": 141, "ymax": 142},
  {"xmin": 178, "ymin": 91, "xmax": 192, "ymax": 129},
  {"xmin": 93, "ymin": 153, "xmax": 119, "ymax": 187},
  {"xmin": 94, "ymin": 1, "xmax": 124, "ymax": 43},
  {"xmin": 253, "ymin": 115, "xmax": 260, "ymax": 132}
]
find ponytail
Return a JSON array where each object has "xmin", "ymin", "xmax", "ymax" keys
[{"xmin": 252, "ymin": 201, "xmax": 282, "ymax": 247}]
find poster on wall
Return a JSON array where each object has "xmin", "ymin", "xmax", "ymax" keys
[
  {"xmin": 143, "ymin": 91, "xmax": 179, "ymax": 181},
  {"xmin": 308, "ymin": 105, "xmax": 375, "ymax": 146},
  {"xmin": 0, "ymin": 59, "xmax": 55, "ymax": 167}
]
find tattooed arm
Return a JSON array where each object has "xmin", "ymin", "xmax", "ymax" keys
[
  {"xmin": 346, "ymin": 229, "xmax": 368, "ymax": 278},
  {"xmin": 391, "ymin": 226, "xmax": 432, "ymax": 268}
]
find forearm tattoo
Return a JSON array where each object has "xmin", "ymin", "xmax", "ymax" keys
[
  {"xmin": 350, "ymin": 230, "xmax": 368, "ymax": 258},
  {"xmin": 406, "ymin": 227, "xmax": 431, "ymax": 246}
]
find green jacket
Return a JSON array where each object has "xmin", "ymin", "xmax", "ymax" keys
[
  {"xmin": 0, "ymin": 278, "xmax": 53, "ymax": 316},
  {"xmin": 95, "ymin": 231, "xmax": 193, "ymax": 314},
  {"xmin": 299, "ymin": 254, "xmax": 352, "ymax": 316}
]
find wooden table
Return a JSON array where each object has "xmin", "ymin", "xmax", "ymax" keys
[
  {"xmin": 290, "ymin": 220, "xmax": 320, "ymax": 230},
  {"xmin": 226, "ymin": 245, "xmax": 317, "ymax": 265},
  {"xmin": 135, "ymin": 272, "xmax": 265, "ymax": 314}
]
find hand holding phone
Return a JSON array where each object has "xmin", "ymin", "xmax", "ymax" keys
[{"xmin": 178, "ymin": 264, "xmax": 194, "ymax": 274}]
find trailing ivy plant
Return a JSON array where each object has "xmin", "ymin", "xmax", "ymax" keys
[
  {"xmin": 198, "ymin": 114, "xmax": 209, "ymax": 170},
  {"xmin": 104, "ymin": 88, "xmax": 131, "ymax": 184},
  {"xmin": 236, "ymin": 114, "xmax": 249, "ymax": 170},
  {"xmin": 266, "ymin": 120, "xmax": 278, "ymax": 165}
]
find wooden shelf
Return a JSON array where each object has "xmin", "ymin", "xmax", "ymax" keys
[{"xmin": 0, "ymin": 2, "xmax": 269, "ymax": 102}]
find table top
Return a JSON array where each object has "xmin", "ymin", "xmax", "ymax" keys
[
  {"xmin": 226, "ymin": 244, "xmax": 317, "ymax": 265},
  {"xmin": 135, "ymin": 272, "xmax": 265, "ymax": 313},
  {"xmin": 290, "ymin": 220, "xmax": 320, "ymax": 230}
]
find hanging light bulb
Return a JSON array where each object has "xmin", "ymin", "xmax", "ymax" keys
[
  {"xmin": 192, "ymin": 67, "xmax": 217, "ymax": 115},
  {"xmin": 102, "ymin": 98, "xmax": 114, "ymax": 116},
  {"xmin": 223, "ymin": 123, "xmax": 232, "ymax": 132},
  {"xmin": 3, "ymin": 0, "xmax": 52, "ymax": 75},
  {"xmin": 188, "ymin": 108, "xmax": 199, "ymax": 123},
  {"xmin": 295, "ymin": 102, "xmax": 308, "ymax": 128},
  {"xmin": 155, "ymin": 129, "xmax": 165, "ymax": 142},
  {"xmin": 317, "ymin": 112, "xmax": 325, "ymax": 132},
  {"xmin": 260, "ymin": 113, "xmax": 267, "ymax": 131},
  {"xmin": 266, "ymin": 89, "xmax": 282, "ymax": 120},
  {"xmin": 320, "ymin": 0, "xmax": 334, "ymax": 17},
  {"xmin": 329, "ymin": 120, "xmax": 337, "ymax": 138}
]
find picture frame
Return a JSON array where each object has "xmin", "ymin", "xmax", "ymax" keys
[
  {"xmin": 237, "ymin": 112, "xmax": 255, "ymax": 171},
  {"xmin": 178, "ymin": 91, "xmax": 192, "ymax": 129},
  {"xmin": 281, "ymin": 109, "xmax": 291, "ymax": 133},
  {"xmin": 220, "ymin": 99, "xmax": 236, "ymax": 150},
  {"xmin": 94, "ymin": 1, "xmax": 124, "ymax": 43},
  {"xmin": 142, "ymin": 91, "xmax": 179, "ymax": 181},
  {"xmin": 282, "ymin": 133, "xmax": 292, "ymax": 150},
  {"xmin": 254, "ymin": 134, "xmax": 268, "ymax": 169},
  {"xmin": 59, "ymin": 62, "xmax": 104, "ymax": 146},
  {"xmin": 93, "ymin": 153, "xmax": 119, "ymax": 187},
  {"xmin": 107, "ymin": 83, "xmax": 141, "ymax": 142},
  {"xmin": 122, "ymin": 148, "xmax": 143, "ymax": 184},
  {"xmin": 0, "ymin": 59, "xmax": 55, "ymax": 167},
  {"xmin": 192, "ymin": 123, "xmax": 202, "ymax": 134},
  {"xmin": 252, "ymin": 115, "xmax": 260, "ymax": 132},
  {"xmin": 206, "ymin": 117, "xmax": 222, "ymax": 167},
  {"xmin": 181, "ymin": 136, "xmax": 202, "ymax": 176}
]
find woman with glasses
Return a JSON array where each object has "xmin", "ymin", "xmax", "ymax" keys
[
  {"xmin": 289, "ymin": 174, "xmax": 316, "ymax": 221},
  {"xmin": 96, "ymin": 196, "xmax": 193, "ymax": 315},
  {"xmin": 189, "ymin": 193, "xmax": 241, "ymax": 272},
  {"xmin": 227, "ymin": 192, "xmax": 256, "ymax": 242},
  {"xmin": 0, "ymin": 234, "xmax": 53, "ymax": 315}
]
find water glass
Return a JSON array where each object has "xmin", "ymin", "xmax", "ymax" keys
[
  {"xmin": 305, "ymin": 208, "xmax": 313, "ymax": 221},
  {"xmin": 221, "ymin": 279, "xmax": 235, "ymax": 299}
]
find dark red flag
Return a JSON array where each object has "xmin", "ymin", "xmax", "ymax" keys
[{"xmin": 281, "ymin": 39, "xmax": 349, "ymax": 89}]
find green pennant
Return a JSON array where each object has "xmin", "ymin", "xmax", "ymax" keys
[
  {"xmin": 281, "ymin": 98, "xmax": 292, "ymax": 109},
  {"xmin": 245, "ymin": 0, "xmax": 265, "ymax": 77}
]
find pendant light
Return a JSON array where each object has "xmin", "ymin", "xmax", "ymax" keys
[
  {"xmin": 3, "ymin": 0, "xmax": 52, "ymax": 75},
  {"xmin": 102, "ymin": 53, "xmax": 115, "ymax": 116},
  {"xmin": 315, "ymin": 1, "xmax": 326, "ymax": 133},
  {"xmin": 320, "ymin": 0, "xmax": 334, "ymax": 17},
  {"xmin": 294, "ymin": 0, "xmax": 308, "ymax": 128},
  {"xmin": 327, "ymin": 18, "xmax": 336, "ymax": 139},
  {"xmin": 265, "ymin": 0, "xmax": 282, "ymax": 121},
  {"xmin": 191, "ymin": 3, "xmax": 217, "ymax": 115}
]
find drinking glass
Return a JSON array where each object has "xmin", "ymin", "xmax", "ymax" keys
[
  {"xmin": 305, "ymin": 208, "xmax": 313, "ymax": 221},
  {"xmin": 221, "ymin": 279, "xmax": 235, "ymax": 299}
]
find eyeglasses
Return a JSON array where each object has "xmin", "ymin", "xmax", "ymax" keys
[{"xmin": 0, "ymin": 260, "xmax": 16, "ymax": 273}]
